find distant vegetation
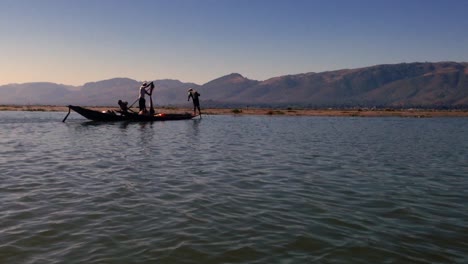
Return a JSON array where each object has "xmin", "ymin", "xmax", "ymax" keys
[{"xmin": 266, "ymin": 110, "xmax": 285, "ymax": 115}]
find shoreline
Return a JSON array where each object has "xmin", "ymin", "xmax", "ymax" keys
[{"xmin": 1, "ymin": 105, "xmax": 468, "ymax": 117}]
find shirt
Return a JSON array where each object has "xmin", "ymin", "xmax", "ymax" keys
[{"xmin": 139, "ymin": 86, "xmax": 147, "ymax": 99}]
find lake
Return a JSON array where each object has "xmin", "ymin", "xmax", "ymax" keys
[{"xmin": 1, "ymin": 111, "xmax": 467, "ymax": 263}]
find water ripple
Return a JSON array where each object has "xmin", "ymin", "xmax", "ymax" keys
[{"xmin": 1, "ymin": 112, "xmax": 467, "ymax": 263}]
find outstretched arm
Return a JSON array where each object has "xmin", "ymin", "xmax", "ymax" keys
[{"xmin": 144, "ymin": 82, "xmax": 154, "ymax": 95}]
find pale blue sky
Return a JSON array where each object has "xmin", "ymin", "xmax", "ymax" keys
[{"xmin": 1, "ymin": 0, "xmax": 467, "ymax": 85}]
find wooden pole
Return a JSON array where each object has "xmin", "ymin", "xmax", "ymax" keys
[
  {"xmin": 149, "ymin": 82, "xmax": 155, "ymax": 115},
  {"xmin": 62, "ymin": 106, "xmax": 71, "ymax": 122}
]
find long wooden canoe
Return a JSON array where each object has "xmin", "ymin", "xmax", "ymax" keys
[{"xmin": 64, "ymin": 105, "xmax": 194, "ymax": 122}]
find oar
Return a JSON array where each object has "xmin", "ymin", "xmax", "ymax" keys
[
  {"xmin": 128, "ymin": 97, "xmax": 139, "ymax": 108},
  {"xmin": 62, "ymin": 106, "xmax": 71, "ymax": 122}
]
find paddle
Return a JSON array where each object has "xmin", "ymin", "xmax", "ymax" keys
[
  {"xmin": 62, "ymin": 106, "xmax": 71, "ymax": 122},
  {"xmin": 128, "ymin": 98, "xmax": 139, "ymax": 109}
]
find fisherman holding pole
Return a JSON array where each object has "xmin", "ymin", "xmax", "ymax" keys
[
  {"xmin": 187, "ymin": 88, "xmax": 201, "ymax": 117},
  {"xmin": 138, "ymin": 81, "xmax": 152, "ymax": 113}
]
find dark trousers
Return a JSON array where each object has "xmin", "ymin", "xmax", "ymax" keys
[
  {"xmin": 193, "ymin": 100, "xmax": 201, "ymax": 113},
  {"xmin": 139, "ymin": 98, "xmax": 146, "ymax": 111}
]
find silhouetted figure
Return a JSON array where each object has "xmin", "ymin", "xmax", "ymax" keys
[
  {"xmin": 139, "ymin": 82, "xmax": 151, "ymax": 112},
  {"xmin": 118, "ymin": 100, "xmax": 129, "ymax": 113},
  {"xmin": 187, "ymin": 88, "xmax": 201, "ymax": 116}
]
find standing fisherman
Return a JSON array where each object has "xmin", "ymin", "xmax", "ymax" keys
[
  {"xmin": 138, "ymin": 82, "xmax": 151, "ymax": 114},
  {"xmin": 187, "ymin": 88, "xmax": 201, "ymax": 116}
]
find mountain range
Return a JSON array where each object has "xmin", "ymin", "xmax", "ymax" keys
[{"xmin": 1, "ymin": 62, "xmax": 467, "ymax": 108}]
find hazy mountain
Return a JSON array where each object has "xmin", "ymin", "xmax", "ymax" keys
[
  {"xmin": 0, "ymin": 78, "xmax": 199, "ymax": 106},
  {"xmin": 74, "ymin": 78, "xmax": 140, "ymax": 106},
  {"xmin": 198, "ymin": 73, "xmax": 260, "ymax": 101},
  {"xmin": 218, "ymin": 62, "xmax": 468, "ymax": 108},
  {"xmin": 0, "ymin": 82, "xmax": 75, "ymax": 105},
  {"xmin": 1, "ymin": 62, "xmax": 467, "ymax": 108},
  {"xmin": 152, "ymin": 79, "xmax": 200, "ymax": 105}
]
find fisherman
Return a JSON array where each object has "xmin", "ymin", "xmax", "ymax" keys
[
  {"xmin": 187, "ymin": 88, "xmax": 201, "ymax": 116},
  {"xmin": 118, "ymin": 100, "xmax": 129, "ymax": 113},
  {"xmin": 138, "ymin": 81, "xmax": 151, "ymax": 112}
]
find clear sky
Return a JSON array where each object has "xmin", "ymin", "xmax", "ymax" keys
[{"xmin": 1, "ymin": 0, "xmax": 467, "ymax": 86}]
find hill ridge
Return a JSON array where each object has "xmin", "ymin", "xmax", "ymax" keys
[{"xmin": 1, "ymin": 62, "xmax": 467, "ymax": 108}]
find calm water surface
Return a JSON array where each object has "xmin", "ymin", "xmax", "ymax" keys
[{"xmin": 1, "ymin": 111, "xmax": 467, "ymax": 263}]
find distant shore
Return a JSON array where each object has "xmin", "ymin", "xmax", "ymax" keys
[{"xmin": 1, "ymin": 105, "xmax": 468, "ymax": 117}]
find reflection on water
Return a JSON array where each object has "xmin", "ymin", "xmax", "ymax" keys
[{"xmin": 0, "ymin": 111, "xmax": 467, "ymax": 263}]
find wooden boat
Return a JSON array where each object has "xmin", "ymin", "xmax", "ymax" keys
[{"xmin": 63, "ymin": 105, "xmax": 194, "ymax": 122}]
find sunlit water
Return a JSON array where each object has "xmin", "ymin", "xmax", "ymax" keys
[{"xmin": 1, "ymin": 111, "xmax": 467, "ymax": 263}]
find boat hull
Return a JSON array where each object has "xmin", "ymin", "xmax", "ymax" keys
[{"xmin": 67, "ymin": 105, "xmax": 194, "ymax": 122}]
